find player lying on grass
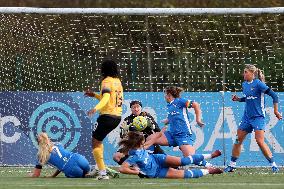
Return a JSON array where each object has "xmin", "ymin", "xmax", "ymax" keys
[
  {"xmin": 113, "ymin": 101, "xmax": 164, "ymax": 169},
  {"xmin": 30, "ymin": 132, "xmax": 91, "ymax": 178},
  {"xmin": 118, "ymin": 131, "xmax": 223, "ymax": 179}
]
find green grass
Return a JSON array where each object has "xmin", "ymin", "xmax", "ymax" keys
[{"xmin": 0, "ymin": 167, "xmax": 283, "ymax": 189}]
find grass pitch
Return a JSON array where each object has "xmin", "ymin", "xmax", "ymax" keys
[{"xmin": 0, "ymin": 167, "xmax": 283, "ymax": 189}]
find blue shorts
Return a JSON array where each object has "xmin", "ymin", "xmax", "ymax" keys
[
  {"xmin": 152, "ymin": 154, "xmax": 169, "ymax": 178},
  {"xmin": 164, "ymin": 131, "xmax": 194, "ymax": 147},
  {"xmin": 239, "ymin": 116, "xmax": 265, "ymax": 133},
  {"xmin": 63, "ymin": 154, "xmax": 91, "ymax": 178}
]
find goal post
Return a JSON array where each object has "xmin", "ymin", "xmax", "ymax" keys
[{"xmin": 0, "ymin": 7, "xmax": 283, "ymax": 14}]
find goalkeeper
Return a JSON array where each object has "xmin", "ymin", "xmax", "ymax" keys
[{"xmin": 113, "ymin": 100, "xmax": 164, "ymax": 176}]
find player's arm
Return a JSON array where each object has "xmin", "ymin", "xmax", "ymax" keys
[
  {"xmin": 264, "ymin": 88, "xmax": 282, "ymax": 120},
  {"xmin": 120, "ymin": 118, "xmax": 130, "ymax": 139},
  {"xmin": 147, "ymin": 114, "xmax": 160, "ymax": 132},
  {"xmin": 84, "ymin": 89, "xmax": 102, "ymax": 100},
  {"xmin": 189, "ymin": 101, "xmax": 204, "ymax": 127},
  {"xmin": 232, "ymin": 83, "xmax": 245, "ymax": 102},
  {"xmin": 30, "ymin": 165, "xmax": 42, "ymax": 177},
  {"xmin": 258, "ymin": 82, "xmax": 282, "ymax": 120},
  {"xmin": 232, "ymin": 95, "xmax": 246, "ymax": 102},
  {"xmin": 87, "ymin": 88, "xmax": 111, "ymax": 116},
  {"xmin": 48, "ymin": 169, "xmax": 61, "ymax": 178},
  {"xmin": 94, "ymin": 89, "xmax": 111, "ymax": 110},
  {"xmin": 119, "ymin": 162, "xmax": 139, "ymax": 175},
  {"xmin": 92, "ymin": 93, "xmax": 102, "ymax": 100},
  {"xmin": 144, "ymin": 132, "xmax": 163, "ymax": 149}
]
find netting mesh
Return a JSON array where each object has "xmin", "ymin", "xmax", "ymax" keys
[
  {"xmin": 0, "ymin": 12, "xmax": 284, "ymax": 167},
  {"xmin": 0, "ymin": 14, "xmax": 283, "ymax": 92}
]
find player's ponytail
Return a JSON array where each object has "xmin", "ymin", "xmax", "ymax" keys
[
  {"xmin": 37, "ymin": 133, "xmax": 53, "ymax": 165},
  {"xmin": 256, "ymin": 68, "xmax": 265, "ymax": 82}
]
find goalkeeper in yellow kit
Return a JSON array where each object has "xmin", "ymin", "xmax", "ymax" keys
[{"xmin": 85, "ymin": 60, "xmax": 123, "ymax": 180}]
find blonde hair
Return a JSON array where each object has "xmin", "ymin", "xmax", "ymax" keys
[
  {"xmin": 245, "ymin": 64, "xmax": 265, "ymax": 82},
  {"xmin": 37, "ymin": 132, "xmax": 54, "ymax": 165}
]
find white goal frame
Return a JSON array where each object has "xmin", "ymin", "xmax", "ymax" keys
[{"xmin": 0, "ymin": 7, "xmax": 283, "ymax": 15}]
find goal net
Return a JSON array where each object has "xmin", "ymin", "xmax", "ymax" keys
[{"xmin": 0, "ymin": 8, "xmax": 283, "ymax": 167}]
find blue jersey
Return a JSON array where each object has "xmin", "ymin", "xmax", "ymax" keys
[
  {"xmin": 126, "ymin": 149, "xmax": 160, "ymax": 178},
  {"xmin": 242, "ymin": 79, "xmax": 268, "ymax": 119},
  {"xmin": 167, "ymin": 98, "xmax": 193, "ymax": 135},
  {"xmin": 36, "ymin": 144, "xmax": 73, "ymax": 171}
]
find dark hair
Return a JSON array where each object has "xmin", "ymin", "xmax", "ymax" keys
[
  {"xmin": 130, "ymin": 100, "xmax": 142, "ymax": 108},
  {"xmin": 101, "ymin": 60, "xmax": 119, "ymax": 78},
  {"xmin": 164, "ymin": 86, "xmax": 184, "ymax": 98},
  {"xmin": 118, "ymin": 131, "xmax": 145, "ymax": 154}
]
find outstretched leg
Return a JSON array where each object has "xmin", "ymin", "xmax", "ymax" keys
[
  {"xmin": 164, "ymin": 167, "xmax": 223, "ymax": 179},
  {"xmin": 165, "ymin": 150, "xmax": 222, "ymax": 167}
]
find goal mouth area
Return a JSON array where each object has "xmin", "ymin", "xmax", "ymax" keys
[{"xmin": 1, "ymin": 7, "xmax": 283, "ymax": 167}]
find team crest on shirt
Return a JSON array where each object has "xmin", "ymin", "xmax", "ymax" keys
[{"xmin": 251, "ymin": 87, "xmax": 254, "ymax": 91}]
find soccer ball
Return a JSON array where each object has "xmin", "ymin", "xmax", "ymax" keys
[{"xmin": 132, "ymin": 116, "xmax": 148, "ymax": 131}]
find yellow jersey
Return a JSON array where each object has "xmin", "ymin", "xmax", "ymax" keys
[{"xmin": 98, "ymin": 76, "xmax": 123, "ymax": 116}]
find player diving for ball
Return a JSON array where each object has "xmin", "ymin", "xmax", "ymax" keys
[
  {"xmin": 113, "ymin": 100, "xmax": 164, "ymax": 178},
  {"xmin": 118, "ymin": 131, "xmax": 223, "ymax": 179}
]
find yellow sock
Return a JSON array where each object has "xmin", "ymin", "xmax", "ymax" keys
[{"xmin": 93, "ymin": 144, "xmax": 106, "ymax": 171}]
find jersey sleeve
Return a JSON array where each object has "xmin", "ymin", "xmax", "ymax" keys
[
  {"xmin": 265, "ymin": 88, "xmax": 279, "ymax": 103},
  {"xmin": 177, "ymin": 98, "xmax": 188, "ymax": 108},
  {"xmin": 125, "ymin": 155, "xmax": 137, "ymax": 166},
  {"xmin": 257, "ymin": 80, "xmax": 269, "ymax": 93},
  {"xmin": 178, "ymin": 98, "xmax": 194, "ymax": 108},
  {"xmin": 101, "ymin": 78, "xmax": 112, "ymax": 94}
]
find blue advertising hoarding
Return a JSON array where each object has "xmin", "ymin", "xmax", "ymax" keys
[{"xmin": 0, "ymin": 92, "xmax": 283, "ymax": 166}]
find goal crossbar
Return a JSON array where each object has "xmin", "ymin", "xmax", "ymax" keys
[{"xmin": 0, "ymin": 7, "xmax": 283, "ymax": 15}]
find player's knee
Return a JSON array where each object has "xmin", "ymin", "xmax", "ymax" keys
[
  {"xmin": 92, "ymin": 146, "xmax": 103, "ymax": 158},
  {"xmin": 234, "ymin": 136, "xmax": 244, "ymax": 145},
  {"xmin": 255, "ymin": 138, "xmax": 265, "ymax": 146}
]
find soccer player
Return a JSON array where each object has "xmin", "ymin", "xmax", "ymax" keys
[
  {"xmin": 118, "ymin": 131, "xmax": 223, "ymax": 178},
  {"xmin": 224, "ymin": 64, "xmax": 282, "ymax": 173},
  {"xmin": 149, "ymin": 86, "xmax": 209, "ymax": 166},
  {"xmin": 113, "ymin": 100, "xmax": 164, "ymax": 177},
  {"xmin": 30, "ymin": 133, "xmax": 91, "ymax": 178},
  {"xmin": 85, "ymin": 60, "xmax": 123, "ymax": 180}
]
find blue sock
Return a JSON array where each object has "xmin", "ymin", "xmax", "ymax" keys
[
  {"xmin": 181, "ymin": 157, "xmax": 192, "ymax": 166},
  {"xmin": 198, "ymin": 160, "xmax": 208, "ymax": 166},
  {"xmin": 266, "ymin": 156, "xmax": 274, "ymax": 164},
  {"xmin": 192, "ymin": 154, "xmax": 205, "ymax": 165},
  {"xmin": 231, "ymin": 156, "xmax": 238, "ymax": 162},
  {"xmin": 184, "ymin": 169, "xmax": 203, "ymax": 178},
  {"xmin": 181, "ymin": 155, "xmax": 204, "ymax": 166}
]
